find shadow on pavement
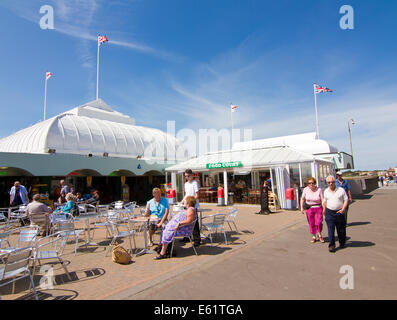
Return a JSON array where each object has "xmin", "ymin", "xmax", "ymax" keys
[
  {"xmin": 346, "ymin": 240, "xmax": 375, "ymax": 248},
  {"xmin": 347, "ymin": 221, "xmax": 371, "ymax": 227},
  {"xmin": 352, "ymin": 194, "xmax": 373, "ymax": 200}
]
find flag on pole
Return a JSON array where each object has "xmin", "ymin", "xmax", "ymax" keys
[
  {"xmin": 46, "ymin": 72, "xmax": 52, "ymax": 80},
  {"xmin": 231, "ymin": 104, "xmax": 238, "ymax": 113},
  {"xmin": 98, "ymin": 35, "xmax": 109, "ymax": 46},
  {"xmin": 314, "ymin": 83, "xmax": 332, "ymax": 93}
]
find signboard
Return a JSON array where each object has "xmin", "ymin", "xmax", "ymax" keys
[{"xmin": 206, "ymin": 161, "xmax": 242, "ymax": 170}]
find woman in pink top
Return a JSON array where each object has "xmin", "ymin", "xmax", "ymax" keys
[{"xmin": 300, "ymin": 177, "xmax": 325, "ymax": 243}]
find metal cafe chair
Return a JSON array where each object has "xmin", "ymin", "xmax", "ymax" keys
[
  {"xmin": 105, "ymin": 219, "xmax": 136, "ymax": 257},
  {"xmin": 32, "ymin": 232, "xmax": 72, "ymax": 281},
  {"xmin": 170, "ymin": 218, "xmax": 199, "ymax": 257},
  {"xmin": 201, "ymin": 213, "xmax": 228, "ymax": 246},
  {"xmin": 0, "ymin": 225, "xmax": 40, "ymax": 254},
  {"xmin": 0, "ymin": 247, "xmax": 38, "ymax": 300},
  {"xmin": 56, "ymin": 218, "xmax": 86, "ymax": 256},
  {"xmin": 224, "ymin": 208, "xmax": 239, "ymax": 232}
]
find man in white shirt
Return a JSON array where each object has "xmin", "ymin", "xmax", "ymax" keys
[
  {"xmin": 180, "ymin": 169, "xmax": 200, "ymax": 247},
  {"xmin": 323, "ymin": 175, "xmax": 349, "ymax": 252}
]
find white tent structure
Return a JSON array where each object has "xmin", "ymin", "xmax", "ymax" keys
[
  {"xmin": 166, "ymin": 133, "xmax": 339, "ymax": 209},
  {"xmin": 0, "ymin": 99, "xmax": 187, "ymax": 161}
]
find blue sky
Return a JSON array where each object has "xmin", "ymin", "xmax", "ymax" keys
[{"xmin": 0, "ymin": 0, "xmax": 396, "ymax": 170}]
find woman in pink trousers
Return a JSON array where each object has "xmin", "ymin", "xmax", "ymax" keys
[{"xmin": 300, "ymin": 177, "xmax": 325, "ymax": 243}]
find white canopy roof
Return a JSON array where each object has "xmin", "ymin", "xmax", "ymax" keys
[
  {"xmin": 233, "ymin": 132, "xmax": 338, "ymax": 154},
  {"xmin": 165, "ymin": 145, "xmax": 332, "ymax": 173},
  {"xmin": 0, "ymin": 99, "xmax": 187, "ymax": 161}
]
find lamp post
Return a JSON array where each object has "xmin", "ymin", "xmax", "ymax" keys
[{"xmin": 348, "ymin": 118, "xmax": 355, "ymax": 168}]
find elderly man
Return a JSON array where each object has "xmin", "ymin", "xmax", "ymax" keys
[
  {"xmin": 145, "ymin": 187, "xmax": 169, "ymax": 247},
  {"xmin": 60, "ymin": 180, "xmax": 70, "ymax": 195},
  {"xmin": 26, "ymin": 194, "xmax": 53, "ymax": 236},
  {"xmin": 9, "ymin": 181, "xmax": 29, "ymax": 207},
  {"xmin": 323, "ymin": 175, "xmax": 349, "ymax": 253}
]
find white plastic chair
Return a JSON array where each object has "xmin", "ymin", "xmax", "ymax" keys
[
  {"xmin": 0, "ymin": 247, "xmax": 38, "ymax": 300},
  {"xmin": 202, "ymin": 214, "xmax": 228, "ymax": 246},
  {"xmin": 32, "ymin": 233, "xmax": 72, "ymax": 281}
]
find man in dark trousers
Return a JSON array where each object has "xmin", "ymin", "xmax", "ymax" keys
[{"xmin": 256, "ymin": 180, "xmax": 272, "ymax": 214}]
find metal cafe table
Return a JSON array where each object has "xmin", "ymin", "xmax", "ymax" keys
[
  {"xmin": 131, "ymin": 215, "xmax": 159, "ymax": 257},
  {"xmin": 74, "ymin": 213, "xmax": 101, "ymax": 246}
]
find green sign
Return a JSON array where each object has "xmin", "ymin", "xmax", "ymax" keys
[{"xmin": 206, "ymin": 161, "xmax": 242, "ymax": 169}]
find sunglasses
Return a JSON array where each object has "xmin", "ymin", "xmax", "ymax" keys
[
  {"xmin": 327, "ymin": 181, "xmax": 335, "ymax": 184},
  {"xmin": 308, "ymin": 182, "xmax": 315, "ymax": 185}
]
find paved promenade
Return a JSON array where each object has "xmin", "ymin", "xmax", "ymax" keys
[{"xmin": 1, "ymin": 187, "xmax": 396, "ymax": 300}]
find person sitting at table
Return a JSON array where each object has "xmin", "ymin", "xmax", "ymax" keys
[
  {"xmin": 54, "ymin": 193, "xmax": 75, "ymax": 214},
  {"xmin": 58, "ymin": 191, "xmax": 67, "ymax": 205},
  {"xmin": 154, "ymin": 196, "xmax": 197, "ymax": 260},
  {"xmin": 26, "ymin": 193, "xmax": 53, "ymax": 236},
  {"xmin": 50, "ymin": 193, "xmax": 75, "ymax": 232},
  {"xmin": 145, "ymin": 187, "xmax": 169, "ymax": 247}
]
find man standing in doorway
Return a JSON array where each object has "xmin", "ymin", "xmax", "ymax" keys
[
  {"xmin": 323, "ymin": 175, "xmax": 349, "ymax": 253},
  {"xmin": 335, "ymin": 172, "xmax": 352, "ymax": 227},
  {"xmin": 180, "ymin": 169, "xmax": 201, "ymax": 247},
  {"xmin": 9, "ymin": 181, "xmax": 29, "ymax": 208}
]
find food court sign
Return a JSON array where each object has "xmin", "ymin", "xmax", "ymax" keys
[{"xmin": 206, "ymin": 161, "xmax": 243, "ymax": 170}]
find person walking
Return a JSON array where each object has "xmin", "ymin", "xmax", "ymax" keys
[
  {"xmin": 323, "ymin": 175, "xmax": 349, "ymax": 253},
  {"xmin": 300, "ymin": 177, "xmax": 324, "ymax": 243},
  {"xmin": 335, "ymin": 172, "xmax": 353, "ymax": 227}
]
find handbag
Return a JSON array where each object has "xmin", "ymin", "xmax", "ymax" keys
[
  {"xmin": 112, "ymin": 245, "xmax": 132, "ymax": 265},
  {"xmin": 303, "ymin": 202, "xmax": 312, "ymax": 210}
]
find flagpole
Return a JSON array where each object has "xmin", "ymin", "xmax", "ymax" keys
[
  {"xmin": 230, "ymin": 102, "xmax": 234, "ymax": 132},
  {"xmin": 44, "ymin": 73, "xmax": 48, "ymax": 121},
  {"xmin": 313, "ymin": 84, "xmax": 320, "ymax": 139},
  {"xmin": 96, "ymin": 37, "xmax": 100, "ymax": 100}
]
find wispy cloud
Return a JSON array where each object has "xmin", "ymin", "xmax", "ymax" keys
[{"xmin": 0, "ymin": 0, "xmax": 180, "ymax": 61}]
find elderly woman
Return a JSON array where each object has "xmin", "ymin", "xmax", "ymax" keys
[
  {"xmin": 301, "ymin": 177, "xmax": 325, "ymax": 243},
  {"xmin": 154, "ymin": 196, "xmax": 197, "ymax": 260}
]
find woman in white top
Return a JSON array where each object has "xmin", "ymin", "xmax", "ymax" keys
[{"xmin": 300, "ymin": 177, "xmax": 325, "ymax": 243}]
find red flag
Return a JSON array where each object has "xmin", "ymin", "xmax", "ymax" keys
[{"xmin": 98, "ymin": 35, "xmax": 109, "ymax": 46}]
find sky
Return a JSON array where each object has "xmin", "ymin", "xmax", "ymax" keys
[{"xmin": 0, "ymin": 0, "xmax": 396, "ymax": 170}]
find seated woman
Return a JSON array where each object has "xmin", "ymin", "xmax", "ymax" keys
[
  {"xmin": 57, "ymin": 191, "xmax": 67, "ymax": 206},
  {"xmin": 154, "ymin": 196, "xmax": 197, "ymax": 260},
  {"xmin": 49, "ymin": 193, "xmax": 75, "ymax": 232}
]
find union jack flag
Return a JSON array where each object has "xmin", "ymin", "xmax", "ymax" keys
[
  {"xmin": 46, "ymin": 72, "xmax": 52, "ymax": 80},
  {"xmin": 314, "ymin": 83, "xmax": 332, "ymax": 93},
  {"xmin": 98, "ymin": 35, "xmax": 109, "ymax": 46}
]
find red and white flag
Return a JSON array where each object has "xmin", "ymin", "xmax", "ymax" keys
[
  {"xmin": 46, "ymin": 72, "xmax": 52, "ymax": 80},
  {"xmin": 231, "ymin": 104, "xmax": 238, "ymax": 113},
  {"xmin": 98, "ymin": 35, "xmax": 109, "ymax": 46}
]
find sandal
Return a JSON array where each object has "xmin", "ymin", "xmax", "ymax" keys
[
  {"xmin": 311, "ymin": 236, "xmax": 316, "ymax": 243},
  {"xmin": 154, "ymin": 254, "xmax": 167, "ymax": 260},
  {"xmin": 318, "ymin": 235, "xmax": 325, "ymax": 243}
]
